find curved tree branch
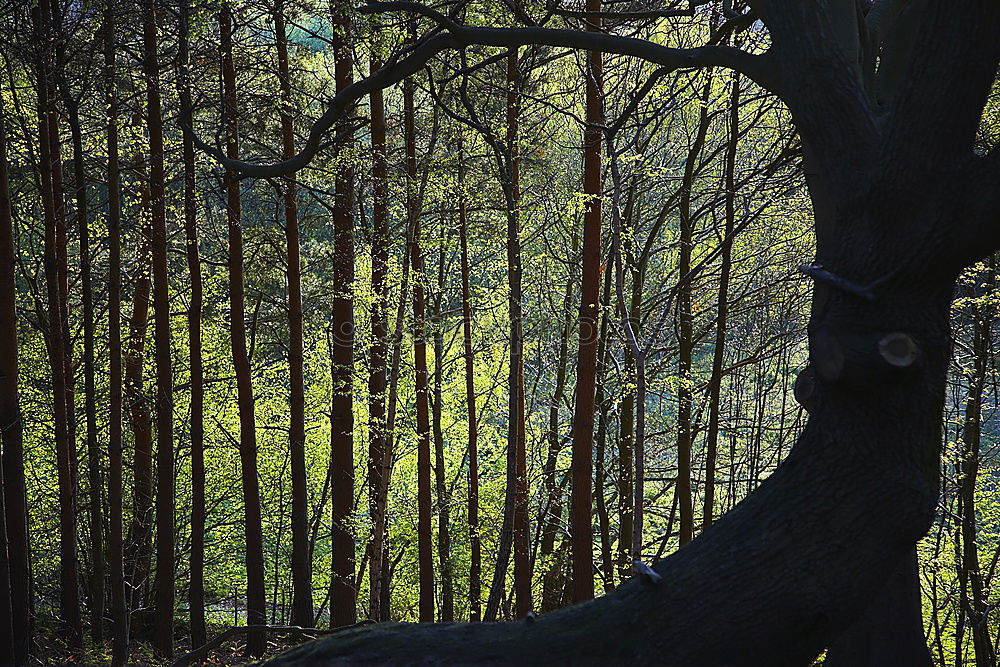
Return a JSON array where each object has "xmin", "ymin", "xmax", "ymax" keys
[{"xmin": 194, "ymin": 0, "xmax": 774, "ymax": 177}]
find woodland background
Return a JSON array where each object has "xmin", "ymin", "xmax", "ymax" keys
[{"xmin": 0, "ymin": 0, "xmax": 998, "ymax": 664}]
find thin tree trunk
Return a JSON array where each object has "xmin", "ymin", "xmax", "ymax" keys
[
  {"xmin": 34, "ymin": 0, "xmax": 82, "ymax": 648},
  {"xmin": 703, "ymin": 70, "xmax": 740, "ymax": 531},
  {"xmin": 178, "ymin": 0, "xmax": 206, "ymax": 648},
  {"xmin": 404, "ymin": 32, "xmax": 435, "ymax": 620},
  {"xmin": 593, "ymin": 262, "xmax": 614, "ymax": 591},
  {"xmin": 957, "ymin": 263, "xmax": 995, "ymax": 667},
  {"xmin": 141, "ymin": 0, "xmax": 175, "ymax": 653},
  {"xmin": 103, "ymin": 4, "xmax": 128, "ymax": 660},
  {"xmin": 676, "ymin": 73, "xmax": 713, "ymax": 547},
  {"xmin": 0, "ymin": 75, "xmax": 23, "ymax": 667},
  {"xmin": 431, "ymin": 229, "xmax": 453, "ymax": 622},
  {"xmin": 367, "ymin": 49, "xmax": 390, "ymax": 623},
  {"xmin": 457, "ymin": 135, "xmax": 481, "ymax": 621},
  {"xmin": 220, "ymin": 6, "xmax": 267, "ymax": 655},
  {"xmin": 330, "ymin": 0, "xmax": 357, "ymax": 628},
  {"xmin": 274, "ymin": 0, "xmax": 313, "ymax": 627},
  {"xmin": 65, "ymin": 85, "xmax": 103, "ymax": 647},
  {"xmin": 571, "ymin": 3, "xmax": 603, "ymax": 601},
  {"xmin": 124, "ymin": 152, "xmax": 152, "ymax": 634},
  {"xmin": 540, "ymin": 224, "xmax": 576, "ymax": 612}
]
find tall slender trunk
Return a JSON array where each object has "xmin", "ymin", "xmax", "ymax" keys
[
  {"xmin": 703, "ymin": 71, "xmax": 740, "ymax": 530},
  {"xmin": 431, "ymin": 230, "xmax": 453, "ymax": 621},
  {"xmin": 220, "ymin": 6, "xmax": 267, "ymax": 655},
  {"xmin": 593, "ymin": 261, "xmax": 615, "ymax": 590},
  {"xmin": 63, "ymin": 83, "xmax": 104, "ymax": 645},
  {"xmin": 367, "ymin": 49, "xmax": 390, "ymax": 623},
  {"xmin": 123, "ymin": 150, "xmax": 152, "ymax": 631},
  {"xmin": 34, "ymin": 0, "xmax": 82, "ymax": 648},
  {"xmin": 0, "ymin": 76, "xmax": 25, "ymax": 667},
  {"xmin": 141, "ymin": 0, "xmax": 175, "ymax": 653},
  {"xmin": 329, "ymin": 0, "xmax": 357, "ymax": 628},
  {"xmin": 457, "ymin": 135, "xmax": 481, "ymax": 621},
  {"xmin": 485, "ymin": 48, "xmax": 530, "ymax": 621},
  {"xmin": 405, "ymin": 33, "xmax": 435, "ymax": 620},
  {"xmin": 957, "ymin": 264, "xmax": 995, "ymax": 667},
  {"xmin": 103, "ymin": 4, "xmax": 128, "ymax": 661},
  {"xmin": 274, "ymin": 0, "xmax": 313, "ymax": 627},
  {"xmin": 178, "ymin": 0, "xmax": 206, "ymax": 647},
  {"xmin": 540, "ymin": 224, "xmax": 576, "ymax": 612},
  {"xmin": 571, "ymin": 0, "xmax": 602, "ymax": 603},
  {"xmin": 676, "ymin": 73, "xmax": 712, "ymax": 546},
  {"xmin": 507, "ymin": 51, "xmax": 531, "ymax": 620}
]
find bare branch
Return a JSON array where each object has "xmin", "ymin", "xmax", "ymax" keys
[{"xmin": 196, "ymin": 0, "xmax": 773, "ymax": 176}]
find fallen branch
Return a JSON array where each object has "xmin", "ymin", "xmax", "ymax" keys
[{"xmin": 170, "ymin": 620, "xmax": 375, "ymax": 667}]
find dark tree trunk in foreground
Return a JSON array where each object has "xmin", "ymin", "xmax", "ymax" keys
[
  {"xmin": 221, "ymin": 6, "xmax": 267, "ymax": 655},
  {"xmin": 570, "ymin": 0, "xmax": 603, "ymax": 604},
  {"xmin": 329, "ymin": 0, "xmax": 357, "ymax": 628},
  {"xmin": 104, "ymin": 3, "xmax": 128, "ymax": 661},
  {"xmin": 222, "ymin": 1, "xmax": 1000, "ymax": 664},
  {"xmin": 178, "ymin": 0, "xmax": 207, "ymax": 648},
  {"xmin": 275, "ymin": 0, "xmax": 313, "ymax": 629}
]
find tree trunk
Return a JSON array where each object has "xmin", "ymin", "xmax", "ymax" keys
[
  {"xmin": 405, "ymin": 44, "xmax": 435, "ymax": 621},
  {"xmin": 103, "ymin": 4, "xmax": 128, "ymax": 660},
  {"xmin": 273, "ymin": 0, "xmax": 313, "ymax": 629},
  {"xmin": 178, "ymin": 0, "xmax": 207, "ymax": 648},
  {"xmin": 703, "ymin": 69, "xmax": 740, "ymax": 531},
  {"xmin": 0, "ymin": 75, "xmax": 25, "ymax": 667},
  {"xmin": 64, "ymin": 86, "xmax": 103, "ymax": 647},
  {"xmin": 431, "ymin": 232, "xmax": 453, "ymax": 622},
  {"xmin": 456, "ymin": 135, "xmax": 481, "ymax": 621},
  {"xmin": 220, "ymin": 6, "xmax": 267, "ymax": 655},
  {"xmin": 570, "ymin": 0, "xmax": 603, "ymax": 603},
  {"xmin": 676, "ymin": 72, "xmax": 713, "ymax": 546},
  {"xmin": 367, "ymin": 48, "xmax": 390, "ymax": 623},
  {"xmin": 141, "ymin": 0, "xmax": 175, "ymax": 654},
  {"xmin": 330, "ymin": 0, "xmax": 357, "ymax": 628},
  {"xmin": 34, "ymin": 0, "xmax": 82, "ymax": 648}
]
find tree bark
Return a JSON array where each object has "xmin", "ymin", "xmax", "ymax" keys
[
  {"xmin": 570, "ymin": 0, "xmax": 603, "ymax": 604},
  {"xmin": 367, "ymin": 47, "xmax": 391, "ymax": 623},
  {"xmin": 34, "ymin": 0, "xmax": 82, "ymax": 649},
  {"xmin": 330, "ymin": 0, "xmax": 357, "ymax": 628},
  {"xmin": 141, "ymin": 0, "xmax": 175, "ymax": 654},
  {"xmin": 431, "ymin": 229, "xmax": 453, "ymax": 622},
  {"xmin": 220, "ymin": 6, "xmax": 268, "ymax": 656},
  {"xmin": 703, "ymin": 69, "xmax": 740, "ymax": 531},
  {"xmin": 274, "ymin": 0, "xmax": 313, "ymax": 629},
  {"xmin": 103, "ymin": 3, "xmax": 128, "ymax": 660},
  {"xmin": 456, "ymin": 135, "xmax": 481, "ymax": 621},
  {"xmin": 178, "ymin": 0, "xmax": 207, "ymax": 648},
  {"xmin": 0, "ymin": 74, "xmax": 24, "ymax": 667},
  {"xmin": 405, "ymin": 41, "xmax": 435, "ymax": 621}
]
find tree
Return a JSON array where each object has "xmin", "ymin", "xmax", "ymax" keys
[
  {"xmin": 231, "ymin": 1, "xmax": 1000, "ymax": 663},
  {"xmin": 220, "ymin": 4, "xmax": 267, "ymax": 656}
]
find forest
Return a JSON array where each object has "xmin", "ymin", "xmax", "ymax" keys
[{"xmin": 1, "ymin": 0, "xmax": 1000, "ymax": 664}]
